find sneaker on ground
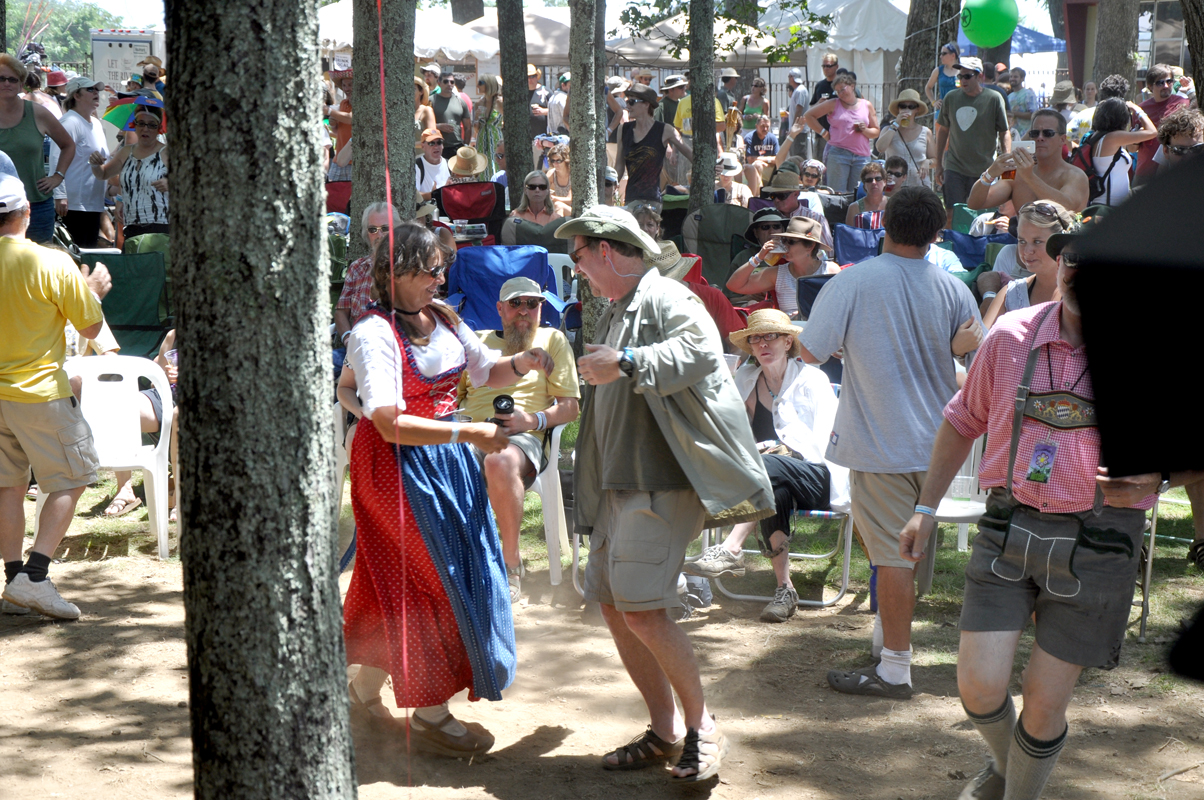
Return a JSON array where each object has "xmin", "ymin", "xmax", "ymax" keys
[
  {"xmin": 684, "ymin": 545, "xmax": 746, "ymax": 579},
  {"xmin": 2, "ymin": 598, "xmax": 31, "ymax": 615},
  {"xmin": 1, "ymin": 574, "xmax": 81, "ymax": 620},
  {"xmin": 507, "ymin": 562, "xmax": 525, "ymax": 605},
  {"xmin": 760, "ymin": 582, "xmax": 798, "ymax": 622},
  {"xmin": 959, "ymin": 763, "xmax": 1005, "ymax": 800}
]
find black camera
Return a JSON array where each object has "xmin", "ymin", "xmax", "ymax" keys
[{"xmin": 485, "ymin": 394, "xmax": 515, "ymax": 425}]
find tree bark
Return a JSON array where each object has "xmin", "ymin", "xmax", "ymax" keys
[
  {"xmin": 1091, "ymin": 0, "xmax": 1140, "ymax": 86},
  {"xmin": 450, "ymin": 0, "xmax": 485, "ymax": 25},
  {"xmin": 689, "ymin": 0, "xmax": 717, "ymax": 213},
  {"xmin": 899, "ymin": 0, "xmax": 961, "ymax": 95},
  {"xmin": 1047, "ymin": 0, "xmax": 1069, "ymax": 71},
  {"xmin": 498, "ymin": 0, "xmax": 533, "ymax": 210},
  {"xmin": 349, "ymin": 0, "xmax": 415, "ymax": 260},
  {"xmin": 1181, "ymin": 0, "xmax": 1204, "ymax": 90},
  {"xmin": 167, "ymin": 0, "xmax": 356, "ymax": 797},
  {"xmin": 595, "ymin": 0, "xmax": 608, "ymax": 176},
  {"xmin": 568, "ymin": 0, "xmax": 599, "ymax": 214},
  {"xmin": 980, "ymin": 38, "xmax": 1013, "ymax": 76}
]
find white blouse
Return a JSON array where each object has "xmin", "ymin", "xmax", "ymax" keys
[{"xmin": 346, "ymin": 312, "xmax": 499, "ymax": 417}]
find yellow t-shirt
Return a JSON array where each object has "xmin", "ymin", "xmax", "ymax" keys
[
  {"xmin": 674, "ymin": 96, "xmax": 725, "ymax": 137},
  {"xmin": 0, "ymin": 236, "xmax": 103, "ymax": 403},
  {"xmin": 458, "ymin": 326, "xmax": 579, "ymax": 423}
]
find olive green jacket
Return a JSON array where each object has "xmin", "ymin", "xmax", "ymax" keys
[{"xmin": 573, "ymin": 269, "xmax": 774, "ymax": 534}]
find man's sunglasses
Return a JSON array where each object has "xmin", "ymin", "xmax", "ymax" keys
[
  {"xmin": 441, "ymin": 78, "xmax": 455, "ymax": 85},
  {"xmin": 506, "ymin": 297, "xmax": 543, "ymax": 310},
  {"xmin": 886, "ymin": 170, "xmax": 906, "ymax": 178},
  {"xmin": 366, "ymin": 225, "xmax": 391, "ymax": 235},
  {"xmin": 1153, "ymin": 79, "xmax": 1174, "ymax": 87},
  {"xmin": 425, "ymin": 139, "xmax": 444, "ymax": 146},
  {"xmin": 958, "ymin": 73, "xmax": 978, "ymax": 81},
  {"xmin": 1167, "ymin": 142, "xmax": 1204, "ymax": 157},
  {"xmin": 1025, "ymin": 128, "xmax": 1060, "ymax": 140}
]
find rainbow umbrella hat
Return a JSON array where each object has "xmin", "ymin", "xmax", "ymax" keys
[{"xmin": 102, "ymin": 95, "xmax": 165, "ymax": 133}]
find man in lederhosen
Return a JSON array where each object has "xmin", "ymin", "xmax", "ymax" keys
[{"xmin": 898, "ymin": 226, "xmax": 1204, "ymax": 800}]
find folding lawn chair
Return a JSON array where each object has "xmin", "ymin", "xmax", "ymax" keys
[
  {"xmin": 82, "ymin": 251, "xmax": 172, "ymax": 359},
  {"xmin": 433, "ymin": 181, "xmax": 508, "ymax": 241},
  {"xmin": 444, "ymin": 245, "xmax": 566, "ymax": 331}
]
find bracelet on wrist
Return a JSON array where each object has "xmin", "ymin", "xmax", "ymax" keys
[
  {"xmin": 449, "ymin": 423, "xmax": 461, "ymax": 444},
  {"xmin": 512, "ymin": 354, "xmax": 527, "ymax": 377},
  {"xmin": 914, "ymin": 504, "xmax": 937, "ymax": 517},
  {"xmin": 982, "ymin": 291, "xmax": 997, "ymax": 300}
]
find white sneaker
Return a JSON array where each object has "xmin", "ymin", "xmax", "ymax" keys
[
  {"xmin": 1, "ymin": 574, "xmax": 81, "ymax": 620},
  {"xmin": 1, "ymin": 598, "xmax": 30, "ymax": 615}
]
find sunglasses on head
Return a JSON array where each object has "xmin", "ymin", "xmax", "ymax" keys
[
  {"xmin": 1167, "ymin": 142, "xmax": 1204, "ymax": 157},
  {"xmin": 506, "ymin": 297, "xmax": 543, "ymax": 310},
  {"xmin": 1024, "ymin": 201, "xmax": 1070, "ymax": 229},
  {"xmin": 1025, "ymin": 128, "xmax": 1060, "ymax": 140},
  {"xmin": 896, "ymin": 103, "xmax": 919, "ymax": 111},
  {"xmin": 526, "ymin": 183, "xmax": 548, "ymax": 190},
  {"xmin": 746, "ymin": 333, "xmax": 783, "ymax": 344}
]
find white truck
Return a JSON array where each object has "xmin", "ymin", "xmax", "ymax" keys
[{"xmin": 90, "ymin": 28, "xmax": 166, "ymax": 91}]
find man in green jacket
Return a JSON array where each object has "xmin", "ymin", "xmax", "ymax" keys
[{"xmin": 558, "ymin": 206, "xmax": 772, "ymax": 784}]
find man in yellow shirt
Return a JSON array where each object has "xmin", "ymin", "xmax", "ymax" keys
[
  {"xmin": 458, "ymin": 277, "xmax": 579, "ymax": 602},
  {"xmin": 674, "ymin": 89, "xmax": 727, "ymax": 154},
  {"xmin": 0, "ymin": 162, "xmax": 111, "ymax": 620}
]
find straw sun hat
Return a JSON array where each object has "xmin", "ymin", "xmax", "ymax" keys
[
  {"xmin": 729, "ymin": 309, "xmax": 803, "ymax": 358},
  {"xmin": 644, "ymin": 240, "xmax": 700, "ymax": 282},
  {"xmin": 449, "ymin": 146, "xmax": 488, "ymax": 176}
]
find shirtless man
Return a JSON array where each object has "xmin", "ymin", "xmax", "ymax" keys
[{"xmin": 966, "ymin": 107, "xmax": 1088, "ymax": 215}]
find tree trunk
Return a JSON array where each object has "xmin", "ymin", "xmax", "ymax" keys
[
  {"xmin": 167, "ymin": 0, "xmax": 356, "ymax": 797},
  {"xmin": 595, "ymin": 0, "xmax": 608, "ymax": 175},
  {"xmin": 1091, "ymin": 0, "xmax": 1139, "ymax": 86},
  {"xmin": 689, "ymin": 0, "xmax": 717, "ymax": 213},
  {"xmin": 899, "ymin": 0, "xmax": 961, "ymax": 95},
  {"xmin": 498, "ymin": 0, "xmax": 533, "ymax": 210},
  {"xmin": 980, "ymin": 38, "xmax": 1013, "ymax": 76},
  {"xmin": 450, "ymin": 0, "xmax": 485, "ymax": 25},
  {"xmin": 1048, "ymin": 0, "xmax": 1069, "ymax": 71},
  {"xmin": 1181, "ymin": 0, "xmax": 1204, "ymax": 90},
  {"xmin": 349, "ymin": 0, "xmax": 415, "ymax": 260},
  {"xmin": 568, "ymin": 0, "xmax": 599, "ymax": 214}
]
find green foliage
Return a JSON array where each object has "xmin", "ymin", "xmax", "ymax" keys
[
  {"xmin": 614, "ymin": 0, "xmax": 830, "ymax": 65},
  {"xmin": 7, "ymin": 0, "xmax": 123, "ymax": 65}
]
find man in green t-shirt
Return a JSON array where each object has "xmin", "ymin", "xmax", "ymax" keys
[
  {"xmin": 458, "ymin": 277, "xmax": 579, "ymax": 603},
  {"xmin": 935, "ymin": 57, "xmax": 1010, "ymax": 227},
  {"xmin": 0, "ymin": 164, "xmax": 111, "ymax": 620}
]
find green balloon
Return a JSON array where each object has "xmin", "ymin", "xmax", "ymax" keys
[{"xmin": 961, "ymin": 0, "xmax": 1020, "ymax": 49}]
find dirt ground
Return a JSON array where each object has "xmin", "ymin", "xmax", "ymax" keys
[{"xmin": 4, "ymin": 479, "xmax": 1204, "ymax": 800}]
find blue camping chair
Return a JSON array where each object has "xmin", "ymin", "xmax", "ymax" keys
[
  {"xmin": 445, "ymin": 245, "xmax": 567, "ymax": 331},
  {"xmin": 941, "ymin": 229, "xmax": 1017, "ymax": 271},
  {"xmin": 831, "ymin": 224, "xmax": 884, "ymax": 266}
]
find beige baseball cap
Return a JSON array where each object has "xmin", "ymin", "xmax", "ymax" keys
[{"xmin": 498, "ymin": 276, "xmax": 544, "ymax": 302}]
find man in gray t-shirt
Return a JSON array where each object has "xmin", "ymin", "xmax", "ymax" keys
[{"xmin": 798, "ymin": 186, "xmax": 983, "ymax": 701}]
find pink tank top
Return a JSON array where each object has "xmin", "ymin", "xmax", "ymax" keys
[{"xmin": 828, "ymin": 99, "xmax": 872, "ymax": 157}]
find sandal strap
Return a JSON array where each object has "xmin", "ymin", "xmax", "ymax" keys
[
  {"xmin": 610, "ymin": 726, "xmax": 676, "ymax": 763},
  {"xmin": 675, "ymin": 728, "xmax": 702, "ymax": 773}
]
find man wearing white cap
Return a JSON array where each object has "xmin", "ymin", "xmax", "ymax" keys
[
  {"xmin": 558, "ymin": 205, "xmax": 772, "ymax": 782},
  {"xmin": 457, "ymin": 277, "xmax": 579, "ymax": 604},
  {"xmin": 935, "ymin": 56, "xmax": 1010, "ymax": 227},
  {"xmin": 716, "ymin": 68, "xmax": 739, "ymax": 113},
  {"xmin": 0, "ymin": 153, "xmax": 111, "ymax": 619},
  {"xmin": 786, "ymin": 68, "xmax": 809, "ymax": 158}
]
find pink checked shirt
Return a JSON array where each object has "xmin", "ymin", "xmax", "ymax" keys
[
  {"xmin": 337, "ymin": 256, "xmax": 374, "ymax": 324},
  {"xmin": 944, "ymin": 302, "xmax": 1155, "ymax": 513}
]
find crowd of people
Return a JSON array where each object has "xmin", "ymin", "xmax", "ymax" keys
[{"xmin": 3, "ymin": 34, "xmax": 1204, "ymax": 800}]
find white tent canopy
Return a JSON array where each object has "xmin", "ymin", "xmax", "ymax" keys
[
  {"xmin": 463, "ymin": 9, "xmax": 572, "ymax": 67},
  {"xmin": 608, "ymin": 13, "xmax": 806, "ymax": 69},
  {"xmin": 318, "ymin": 0, "xmax": 500, "ymax": 62}
]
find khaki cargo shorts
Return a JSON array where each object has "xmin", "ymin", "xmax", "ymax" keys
[
  {"xmin": 850, "ymin": 470, "xmax": 927, "ymax": 570},
  {"xmin": 584, "ymin": 489, "xmax": 705, "ymax": 612},
  {"xmin": 0, "ymin": 397, "xmax": 99, "ymax": 493}
]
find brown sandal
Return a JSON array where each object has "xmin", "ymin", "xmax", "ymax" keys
[{"xmin": 601, "ymin": 725, "xmax": 684, "ymax": 770}]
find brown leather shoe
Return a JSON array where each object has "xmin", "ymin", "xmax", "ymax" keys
[{"xmin": 409, "ymin": 711, "xmax": 495, "ymax": 757}]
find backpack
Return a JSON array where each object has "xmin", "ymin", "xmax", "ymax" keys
[{"xmin": 1067, "ymin": 131, "xmax": 1125, "ymax": 204}]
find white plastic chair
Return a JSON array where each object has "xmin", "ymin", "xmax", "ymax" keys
[
  {"xmin": 917, "ymin": 435, "xmax": 988, "ymax": 596},
  {"xmin": 546, "ymin": 254, "xmax": 574, "ymax": 301},
  {"xmin": 530, "ymin": 424, "xmax": 570, "ymax": 586},
  {"xmin": 36, "ymin": 356, "xmax": 173, "ymax": 559}
]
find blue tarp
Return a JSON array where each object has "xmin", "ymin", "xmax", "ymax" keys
[{"xmin": 958, "ymin": 24, "xmax": 1066, "ymax": 55}]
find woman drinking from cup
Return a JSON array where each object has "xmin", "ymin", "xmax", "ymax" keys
[{"xmin": 875, "ymin": 89, "xmax": 935, "ymax": 187}]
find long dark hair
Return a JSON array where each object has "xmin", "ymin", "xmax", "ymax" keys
[{"xmin": 370, "ymin": 222, "xmax": 459, "ymax": 345}]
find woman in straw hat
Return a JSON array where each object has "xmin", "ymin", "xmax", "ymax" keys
[
  {"xmin": 875, "ymin": 89, "xmax": 935, "ymax": 188},
  {"xmin": 725, "ymin": 216, "xmax": 836, "ymax": 319},
  {"xmin": 446, "ymin": 145, "xmax": 487, "ymax": 185},
  {"xmin": 685, "ymin": 309, "xmax": 849, "ymax": 623},
  {"xmin": 414, "ymin": 76, "xmax": 435, "ymax": 146}
]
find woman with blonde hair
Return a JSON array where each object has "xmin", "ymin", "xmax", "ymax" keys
[
  {"xmin": 544, "ymin": 141, "xmax": 572, "ymax": 214},
  {"xmin": 471, "ymin": 73, "xmax": 503, "ymax": 176},
  {"xmin": 981, "ymin": 201, "xmax": 1074, "ymax": 329},
  {"xmin": 508, "ymin": 169, "xmax": 562, "ymax": 223},
  {"xmin": 414, "ymin": 76, "xmax": 435, "ymax": 145}
]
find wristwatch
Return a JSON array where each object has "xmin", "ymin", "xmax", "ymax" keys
[
  {"xmin": 618, "ymin": 347, "xmax": 635, "ymax": 377},
  {"xmin": 1157, "ymin": 472, "xmax": 1172, "ymax": 494}
]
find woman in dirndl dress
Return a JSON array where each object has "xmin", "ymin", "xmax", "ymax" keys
[{"xmin": 343, "ymin": 222, "xmax": 554, "ymax": 755}]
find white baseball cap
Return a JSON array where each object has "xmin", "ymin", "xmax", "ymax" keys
[{"xmin": 0, "ymin": 151, "xmax": 27, "ymax": 211}]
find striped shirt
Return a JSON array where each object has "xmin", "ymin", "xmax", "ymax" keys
[{"xmin": 944, "ymin": 302, "xmax": 1155, "ymax": 512}]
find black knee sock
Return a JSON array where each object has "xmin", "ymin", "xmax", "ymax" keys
[
  {"xmin": 4, "ymin": 560, "xmax": 21, "ymax": 583},
  {"xmin": 21, "ymin": 552, "xmax": 52, "ymax": 583}
]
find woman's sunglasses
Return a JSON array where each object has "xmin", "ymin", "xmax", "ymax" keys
[
  {"xmin": 526, "ymin": 183, "xmax": 548, "ymax": 191},
  {"xmin": 896, "ymin": 103, "xmax": 919, "ymax": 111}
]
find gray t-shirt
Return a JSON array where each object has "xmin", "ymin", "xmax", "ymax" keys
[
  {"xmin": 991, "ymin": 244, "xmax": 1033, "ymax": 281},
  {"xmin": 937, "ymin": 88, "xmax": 1008, "ymax": 177},
  {"xmin": 592, "ymin": 289, "xmax": 691, "ymax": 491},
  {"xmin": 798, "ymin": 252, "xmax": 982, "ymax": 473}
]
